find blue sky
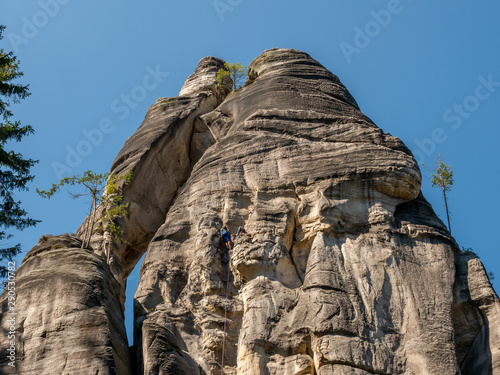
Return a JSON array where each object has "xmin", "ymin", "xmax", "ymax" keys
[{"xmin": 3, "ymin": 1, "xmax": 499, "ymax": 345}]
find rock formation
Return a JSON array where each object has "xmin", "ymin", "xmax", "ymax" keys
[
  {"xmin": 1, "ymin": 48, "xmax": 499, "ymax": 375},
  {"xmin": 0, "ymin": 235, "xmax": 130, "ymax": 374}
]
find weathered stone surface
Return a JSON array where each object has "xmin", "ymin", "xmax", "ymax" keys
[
  {"xmin": 454, "ymin": 253, "xmax": 500, "ymax": 374},
  {"xmin": 0, "ymin": 235, "xmax": 130, "ymax": 375},
  {"xmin": 131, "ymin": 48, "xmax": 499, "ymax": 374},
  {"xmin": 76, "ymin": 56, "xmax": 227, "ymax": 285},
  {"xmin": 179, "ymin": 56, "xmax": 228, "ymax": 97},
  {"xmin": 4, "ymin": 48, "xmax": 499, "ymax": 375}
]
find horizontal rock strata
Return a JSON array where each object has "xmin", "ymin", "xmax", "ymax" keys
[
  {"xmin": 2, "ymin": 48, "xmax": 499, "ymax": 375},
  {"xmin": 131, "ymin": 49, "xmax": 499, "ymax": 374}
]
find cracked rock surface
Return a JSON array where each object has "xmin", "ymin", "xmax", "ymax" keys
[
  {"xmin": 1, "ymin": 49, "xmax": 499, "ymax": 375},
  {"xmin": 131, "ymin": 49, "xmax": 499, "ymax": 374}
]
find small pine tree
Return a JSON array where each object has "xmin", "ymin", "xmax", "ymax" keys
[
  {"xmin": 37, "ymin": 171, "xmax": 109, "ymax": 248},
  {"xmin": 215, "ymin": 62, "xmax": 248, "ymax": 92},
  {"xmin": 431, "ymin": 156, "xmax": 454, "ymax": 234},
  {"xmin": 37, "ymin": 170, "xmax": 133, "ymax": 258}
]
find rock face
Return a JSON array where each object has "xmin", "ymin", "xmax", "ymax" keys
[
  {"xmin": 0, "ymin": 235, "xmax": 130, "ymax": 374},
  {"xmin": 1, "ymin": 48, "xmax": 499, "ymax": 375},
  {"xmin": 77, "ymin": 56, "xmax": 227, "ymax": 286},
  {"xmin": 454, "ymin": 253, "xmax": 500, "ymax": 374}
]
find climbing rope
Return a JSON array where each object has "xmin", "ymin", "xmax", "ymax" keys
[{"xmin": 221, "ymin": 248, "xmax": 231, "ymax": 375}]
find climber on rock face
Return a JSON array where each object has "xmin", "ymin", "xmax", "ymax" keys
[
  {"xmin": 221, "ymin": 226, "xmax": 232, "ymax": 250},
  {"xmin": 235, "ymin": 226, "xmax": 246, "ymax": 240}
]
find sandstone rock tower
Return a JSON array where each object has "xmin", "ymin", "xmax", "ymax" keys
[{"xmin": 2, "ymin": 49, "xmax": 499, "ymax": 374}]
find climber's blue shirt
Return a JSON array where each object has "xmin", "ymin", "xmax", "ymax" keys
[{"xmin": 221, "ymin": 230, "xmax": 231, "ymax": 242}]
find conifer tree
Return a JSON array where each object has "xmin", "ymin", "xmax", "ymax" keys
[
  {"xmin": 37, "ymin": 171, "xmax": 109, "ymax": 249},
  {"xmin": 37, "ymin": 170, "xmax": 133, "ymax": 255},
  {"xmin": 0, "ymin": 25, "xmax": 38, "ymax": 279},
  {"xmin": 431, "ymin": 156, "xmax": 454, "ymax": 233},
  {"xmin": 215, "ymin": 62, "xmax": 248, "ymax": 92}
]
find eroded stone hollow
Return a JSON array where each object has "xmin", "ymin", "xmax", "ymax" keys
[{"xmin": 1, "ymin": 49, "xmax": 499, "ymax": 375}]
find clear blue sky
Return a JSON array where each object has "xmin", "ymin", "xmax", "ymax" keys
[{"xmin": 3, "ymin": 1, "xmax": 499, "ymax": 345}]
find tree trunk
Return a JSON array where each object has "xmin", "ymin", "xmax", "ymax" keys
[
  {"xmin": 81, "ymin": 199, "xmax": 94, "ymax": 248},
  {"xmin": 442, "ymin": 188, "xmax": 451, "ymax": 234},
  {"xmin": 84, "ymin": 195, "xmax": 97, "ymax": 248}
]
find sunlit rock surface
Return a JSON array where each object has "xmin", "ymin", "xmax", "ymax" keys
[
  {"xmin": 0, "ymin": 235, "xmax": 130, "ymax": 375},
  {"xmin": 131, "ymin": 49, "xmax": 499, "ymax": 374},
  {"xmin": 2, "ymin": 48, "xmax": 499, "ymax": 375},
  {"xmin": 76, "ymin": 56, "xmax": 227, "ymax": 285}
]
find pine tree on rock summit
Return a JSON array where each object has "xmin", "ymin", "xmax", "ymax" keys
[{"xmin": 215, "ymin": 62, "xmax": 248, "ymax": 92}]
